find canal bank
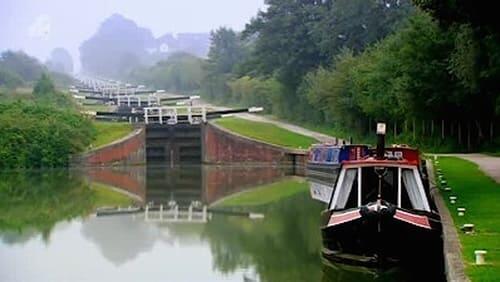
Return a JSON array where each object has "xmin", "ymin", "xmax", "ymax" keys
[
  {"xmin": 432, "ymin": 156, "xmax": 500, "ymax": 281},
  {"xmin": 428, "ymin": 161, "xmax": 469, "ymax": 282},
  {"xmin": 74, "ymin": 118, "xmax": 315, "ymax": 168}
]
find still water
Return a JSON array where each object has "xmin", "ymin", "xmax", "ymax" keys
[{"xmin": 0, "ymin": 165, "xmax": 442, "ymax": 282}]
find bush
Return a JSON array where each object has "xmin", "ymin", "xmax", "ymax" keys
[{"xmin": 0, "ymin": 102, "xmax": 96, "ymax": 168}]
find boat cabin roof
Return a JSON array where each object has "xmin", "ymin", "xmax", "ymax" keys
[{"xmin": 342, "ymin": 158, "xmax": 418, "ymax": 168}]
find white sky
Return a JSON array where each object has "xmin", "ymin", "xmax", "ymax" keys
[{"xmin": 0, "ymin": 0, "xmax": 266, "ymax": 70}]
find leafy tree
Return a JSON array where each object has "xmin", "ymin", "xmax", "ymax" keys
[
  {"xmin": 413, "ymin": 0, "xmax": 499, "ymax": 31},
  {"xmin": 0, "ymin": 50, "xmax": 46, "ymax": 82},
  {"xmin": 313, "ymin": 0, "xmax": 414, "ymax": 57},
  {"xmin": 243, "ymin": 0, "xmax": 326, "ymax": 88},
  {"xmin": 128, "ymin": 52, "xmax": 204, "ymax": 93},
  {"xmin": 304, "ymin": 12, "xmax": 462, "ymax": 131},
  {"xmin": 46, "ymin": 48, "xmax": 74, "ymax": 74},
  {"xmin": 201, "ymin": 28, "xmax": 248, "ymax": 102},
  {"xmin": 304, "ymin": 49, "xmax": 365, "ymax": 129},
  {"xmin": 33, "ymin": 73, "xmax": 56, "ymax": 97},
  {"xmin": 0, "ymin": 67, "xmax": 24, "ymax": 89},
  {"xmin": 228, "ymin": 76, "xmax": 280, "ymax": 111},
  {"xmin": 414, "ymin": 0, "xmax": 500, "ymax": 128},
  {"xmin": 206, "ymin": 27, "xmax": 245, "ymax": 74},
  {"xmin": 239, "ymin": 0, "xmax": 414, "ymax": 121}
]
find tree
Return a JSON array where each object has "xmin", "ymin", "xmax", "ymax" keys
[
  {"xmin": 413, "ymin": 0, "xmax": 500, "ymax": 123},
  {"xmin": 304, "ymin": 49, "xmax": 366, "ymax": 128},
  {"xmin": 0, "ymin": 51, "xmax": 46, "ymax": 82},
  {"xmin": 243, "ymin": 0, "xmax": 326, "ymax": 88},
  {"xmin": 313, "ymin": 0, "xmax": 414, "ymax": 57},
  {"xmin": 129, "ymin": 52, "xmax": 204, "ymax": 93},
  {"xmin": 241, "ymin": 0, "xmax": 414, "ymax": 121},
  {"xmin": 46, "ymin": 48, "xmax": 74, "ymax": 74},
  {"xmin": 201, "ymin": 28, "xmax": 248, "ymax": 102},
  {"xmin": 0, "ymin": 67, "xmax": 24, "ymax": 89},
  {"xmin": 412, "ymin": 0, "xmax": 500, "ymax": 31},
  {"xmin": 206, "ymin": 27, "xmax": 245, "ymax": 74},
  {"xmin": 33, "ymin": 73, "xmax": 56, "ymax": 97}
]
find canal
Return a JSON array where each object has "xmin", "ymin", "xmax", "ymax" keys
[{"xmin": 0, "ymin": 165, "xmax": 443, "ymax": 282}]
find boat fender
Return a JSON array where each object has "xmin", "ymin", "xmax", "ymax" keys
[
  {"xmin": 360, "ymin": 206, "xmax": 378, "ymax": 219},
  {"xmin": 380, "ymin": 204, "xmax": 396, "ymax": 218},
  {"xmin": 360, "ymin": 203, "xmax": 396, "ymax": 218}
]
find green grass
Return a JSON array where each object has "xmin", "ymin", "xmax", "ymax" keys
[
  {"xmin": 214, "ymin": 117, "xmax": 318, "ymax": 149},
  {"xmin": 436, "ymin": 157, "xmax": 500, "ymax": 281},
  {"xmin": 90, "ymin": 121, "xmax": 134, "ymax": 149},
  {"xmin": 90, "ymin": 182, "xmax": 135, "ymax": 208},
  {"xmin": 215, "ymin": 178, "xmax": 308, "ymax": 207}
]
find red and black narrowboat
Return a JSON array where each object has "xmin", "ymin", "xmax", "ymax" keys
[{"xmin": 315, "ymin": 123, "xmax": 442, "ymax": 267}]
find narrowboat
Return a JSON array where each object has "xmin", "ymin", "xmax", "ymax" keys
[
  {"xmin": 308, "ymin": 144, "xmax": 369, "ymax": 204},
  {"xmin": 316, "ymin": 123, "xmax": 442, "ymax": 267}
]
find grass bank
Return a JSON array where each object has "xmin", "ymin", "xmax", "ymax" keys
[
  {"xmin": 90, "ymin": 182, "xmax": 135, "ymax": 208},
  {"xmin": 436, "ymin": 157, "xmax": 500, "ymax": 281},
  {"xmin": 214, "ymin": 117, "xmax": 317, "ymax": 149},
  {"xmin": 90, "ymin": 121, "xmax": 134, "ymax": 149},
  {"xmin": 214, "ymin": 178, "xmax": 308, "ymax": 207}
]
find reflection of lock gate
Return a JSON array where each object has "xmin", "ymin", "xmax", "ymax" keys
[{"xmin": 144, "ymin": 203, "xmax": 208, "ymax": 223}]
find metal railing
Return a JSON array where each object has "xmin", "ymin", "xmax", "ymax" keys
[{"xmin": 144, "ymin": 106, "xmax": 206, "ymax": 125}]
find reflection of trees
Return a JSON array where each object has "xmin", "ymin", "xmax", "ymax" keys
[
  {"xmin": 80, "ymin": 216, "xmax": 158, "ymax": 266},
  {"xmin": 0, "ymin": 170, "xmax": 94, "ymax": 239},
  {"xmin": 202, "ymin": 191, "xmax": 325, "ymax": 282}
]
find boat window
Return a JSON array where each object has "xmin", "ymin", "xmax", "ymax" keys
[
  {"xmin": 361, "ymin": 167, "xmax": 398, "ymax": 205},
  {"xmin": 331, "ymin": 168, "xmax": 358, "ymax": 209},
  {"xmin": 401, "ymin": 169, "xmax": 430, "ymax": 211}
]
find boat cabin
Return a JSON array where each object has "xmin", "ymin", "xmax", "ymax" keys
[{"xmin": 329, "ymin": 160, "xmax": 431, "ymax": 212}]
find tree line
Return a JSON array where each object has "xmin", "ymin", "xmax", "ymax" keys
[
  {"xmin": 196, "ymin": 0, "xmax": 499, "ymax": 151},
  {"xmin": 0, "ymin": 50, "xmax": 74, "ymax": 90}
]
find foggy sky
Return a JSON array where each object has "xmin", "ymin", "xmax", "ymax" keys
[{"xmin": 0, "ymin": 0, "xmax": 266, "ymax": 71}]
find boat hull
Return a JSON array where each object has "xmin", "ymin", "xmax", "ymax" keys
[{"xmin": 320, "ymin": 208, "xmax": 442, "ymax": 267}]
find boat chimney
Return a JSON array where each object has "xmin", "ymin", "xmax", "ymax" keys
[{"xmin": 376, "ymin": 122, "xmax": 386, "ymax": 160}]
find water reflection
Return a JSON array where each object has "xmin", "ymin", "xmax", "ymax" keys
[
  {"xmin": 81, "ymin": 215, "xmax": 158, "ymax": 266},
  {"xmin": 0, "ymin": 166, "xmax": 442, "ymax": 281},
  {"xmin": 203, "ymin": 191, "xmax": 324, "ymax": 282},
  {"xmin": 0, "ymin": 170, "xmax": 94, "ymax": 237}
]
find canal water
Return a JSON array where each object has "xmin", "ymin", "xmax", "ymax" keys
[{"xmin": 0, "ymin": 165, "xmax": 443, "ymax": 282}]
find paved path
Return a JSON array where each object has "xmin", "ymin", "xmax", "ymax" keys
[{"xmin": 438, "ymin": 154, "xmax": 500, "ymax": 183}]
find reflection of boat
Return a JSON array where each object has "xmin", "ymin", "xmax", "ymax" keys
[
  {"xmin": 309, "ymin": 179, "xmax": 334, "ymax": 204},
  {"xmin": 243, "ymin": 267, "xmax": 260, "ymax": 282},
  {"xmin": 319, "ymin": 123, "xmax": 442, "ymax": 267}
]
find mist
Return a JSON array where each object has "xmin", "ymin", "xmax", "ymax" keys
[{"xmin": 0, "ymin": 0, "xmax": 266, "ymax": 71}]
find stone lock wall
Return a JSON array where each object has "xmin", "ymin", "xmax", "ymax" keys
[
  {"xmin": 73, "ymin": 128, "xmax": 146, "ymax": 167},
  {"xmin": 202, "ymin": 122, "xmax": 307, "ymax": 165}
]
